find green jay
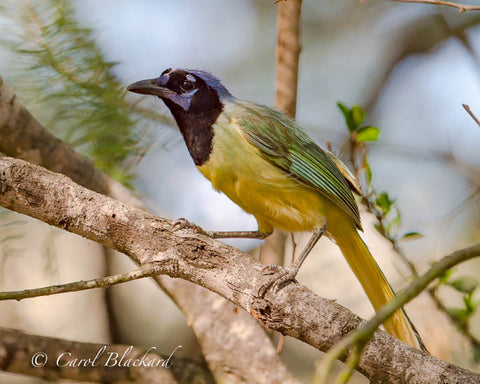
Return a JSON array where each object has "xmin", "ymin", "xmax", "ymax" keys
[{"xmin": 127, "ymin": 68, "xmax": 423, "ymax": 349}]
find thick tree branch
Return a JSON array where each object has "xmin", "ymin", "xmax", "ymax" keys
[
  {"xmin": 0, "ymin": 327, "xmax": 213, "ymax": 384},
  {"xmin": 0, "ymin": 77, "xmax": 296, "ymax": 384},
  {"xmin": 1, "ymin": 157, "xmax": 479, "ymax": 384}
]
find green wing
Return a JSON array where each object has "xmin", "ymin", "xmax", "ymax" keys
[{"xmin": 233, "ymin": 101, "xmax": 361, "ymax": 229}]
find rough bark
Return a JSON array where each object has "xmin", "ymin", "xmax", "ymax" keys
[
  {"xmin": 0, "ymin": 327, "xmax": 214, "ymax": 384},
  {"xmin": 1, "ymin": 157, "xmax": 479, "ymax": 384},
  {"xmin": 161, "ymin": 282, "xmax": 293, "ymax": 384},
  {"xmin": 0, "ymin": 78, "xmax": 296, "ymax": 384}
]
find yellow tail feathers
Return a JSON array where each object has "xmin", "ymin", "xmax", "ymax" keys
[{"xmin": 332, "ymin": 226, "xmax": 422, "ymax": 349}]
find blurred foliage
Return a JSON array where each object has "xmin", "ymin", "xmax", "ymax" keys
[
  {"xmin": 436, "ymin": 269, "xmax": 480, "ymax": 361},
  {"xmin": 0, "ymin": 0, "xmax": 170, "ymax": 186},
  {"xmin": 339, "ymin": 102, "xmax": 480, "ymax": 364}
]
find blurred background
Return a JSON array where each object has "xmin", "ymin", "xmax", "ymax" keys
[{"xmin": 0, "ymin": 0, "xmax": 479, "ymax": 383}]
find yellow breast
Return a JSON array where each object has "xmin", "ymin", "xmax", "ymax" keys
[{"xmin": 196, "ymin": 116, "xmax": 328, "ymax": 233}]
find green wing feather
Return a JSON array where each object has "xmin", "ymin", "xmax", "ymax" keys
[{"xmin": 232, "ymin": 101, "xmax": 361, "ymax": 229}]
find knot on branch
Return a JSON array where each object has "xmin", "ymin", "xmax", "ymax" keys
[
  {"xmin": 250, "ymin": 297, "xmax": 287, "ymax": 333},
  {"xmin": 180, "ymin": 238, "xmax": 228, "ymax": 269}
]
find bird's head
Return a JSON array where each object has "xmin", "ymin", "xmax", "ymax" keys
[{"xmin": 127, "ymin": 68, "xmax": 233, "ymax": 114}]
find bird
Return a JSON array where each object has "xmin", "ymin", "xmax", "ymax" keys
[{"xmin": 127, "ymin": 68, "xmax": 423, "ymax": 349}]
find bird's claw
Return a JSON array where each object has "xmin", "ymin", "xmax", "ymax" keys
[
  {"xmin": 171, "ymin": 218, "xmax": 213, "ymax": 237},
  {"xmin": 257, "ymin": 264, "xmax": 298, "ymax": 297}
]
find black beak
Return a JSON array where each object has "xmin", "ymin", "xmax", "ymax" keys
[{"xmin": 126, "ymin": 79, "xmax": 175, "ymax": 98}]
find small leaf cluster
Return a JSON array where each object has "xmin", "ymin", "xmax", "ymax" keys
[
  {"xmin": 337, "ymin": 102, "xmax": 423, "ymax": 243},
  {"xmin": 373, "ymin": 192, "xmax": 402, "ymax": 237},
  {"xmin": 437, "ymin": 269, "xmax": 480, "ymax": 359},
  {"xmin": 370, "ymin": 190, "xmax": 424, "ymax": 243},
  {"xmin": 337, "ymin": 102, "xmax": 379, "ymax": 142},
  {"xmin": 338, "ymin": 101, "xmax": 480, "ymax": 363}
]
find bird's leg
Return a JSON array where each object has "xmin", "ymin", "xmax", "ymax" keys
[
  {"xmin": 258, "ymin": 224, "xmax": 327, "ymax": 297},
  {"xmin": 172, "ymin": 218, "xmax": 272, "ymax": 239}
]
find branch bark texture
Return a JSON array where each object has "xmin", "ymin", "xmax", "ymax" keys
[{"xmin": 1, "ymin": 157, "xmax": 479, "ymax": 384}]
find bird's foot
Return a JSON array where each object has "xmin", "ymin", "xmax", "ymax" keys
[
  {"xmin": 172, "ymin": 218, "xmax": 214, "ymax": 237},
  {"xmin": 257, "ymin": 264, "xmax": 298, "ymax": 297}
]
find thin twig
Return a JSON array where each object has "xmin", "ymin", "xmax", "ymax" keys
[
  {"xmin": 0, "ymin": 261, "xmax": 177, "ymax": 301},
  {"xmin": 362, "ymin": 0, "xmax": 480, "ymax": 13},
  {"xmin": 317, "ymin": 243, "xmax": 480, "ymax": 384},
  {"xmin": 392, "ymin": 0, "xmax": 480, "ymax": 13},
  {"xmin": 463, "ymin": 103, "xmax": 480, "ymax": 128}
]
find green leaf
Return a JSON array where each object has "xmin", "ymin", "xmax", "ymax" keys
[
  {"xmin": 373, "ymin": 223, "xmax": 384, "ymax": 236},
  {"xmin": 375, "ymin": 192, "xmax": 394, "ymax": 216},
  {"xmin": 446, "ymin": 307, "xmax": 469, "ymax": 321},
  {"xmin": 463, "ymin": 293, "xmax": 476, "ymax": 313},
  {"xmin": 437, "ymin": 269, "xmax": 455, "ymax": 286},
  {"xmin": 449, "ymin": 276, "xmax": 479, "ymax": 294},
  {"xmin": 401, "ymin": 232, "xmax": 424, "ymax": 241},
  {"xmin": 356, "ymin": 126, "xmax": 380, "ymax": 142},
  {"xmin": 390, "ymin": 208, "xmax": 402, "ymax": 228},
  {"xmin": 364, "ymin": 159, "xmax": 372, "ymax": 186},
  {"xmin": 351, "ymin": 105, "xmax": 366, "ymax": 130},
  {"xmin": 337, "ymin": 102, "xmax": 355, "ymax": 132},
  {"xmin": 337, "ymin": 102, "xmax": 350, "ymax": 119},
  {"xmin": 473, "ymin": 343, "xmax": 480, "ymax": 363}
]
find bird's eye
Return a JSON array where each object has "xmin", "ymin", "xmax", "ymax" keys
[{"xmin": 181, "ymin": 80, "xmax": 195, "ymax": 92}]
